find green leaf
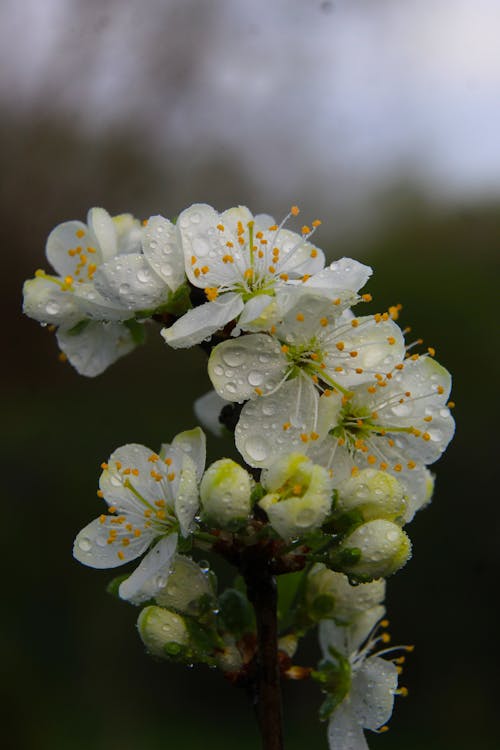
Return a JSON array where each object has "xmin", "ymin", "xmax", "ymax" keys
[{"xmin": 277, "ymin": 570, "xmax": 306, "ymax": 628}]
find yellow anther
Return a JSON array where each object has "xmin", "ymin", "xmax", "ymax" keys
[
  {"xmin": 310, "ymin": 432, "xmax": 319, "ymax": 441},
  {"xmin": 117, "ymin": 550, "xmax": 125, "ymax": 560},
  {"xmin": 399, "ymin": 687, "xmax": 409, "ymax": 697},
  {"xmin": 437, "ymin": 385, "xmax": 444, "ymax": 394},
  {"xmin": 291, "ymin": 205, "xmax": 300, "ymax": 216},
  {"xmin": 164, "ymin": 457, "xmax": 172, "ymax": 466},
  {"xmin": 301, "ymin": 274, "xmax": 311, "ymax": 282},
  {"xmin": 148, "ymin": 454, "xmax": 159, "ymax": 463},
  {"xmin": 200, "ymin": 265, "xmax": 209, "ymax": 274},
  {"xmin": 87, "ymin": 246, "xmax": 97, "ymax": 253},
  {"xmin": 381, "ymin": 632, "xmax": 391, "ymax": 643},
  {"xmin": 337, "ymin": 437, "xmax": 345, "ymax": 446},
  {"xmin": 144, "ymin": 509, "xmax": 152, "ymax": 518},
  {"xmin": 336, "ymin": 341, "xmax": 345, "ymax": 351},
  {"xmin": 292, "ymin": 484, "xmax": 303, "ymax": 495},
  {"xmin": 351, "ymin": 467, "xmax": 359, "ymax": 477},
  {"xmin": 155, "ymin": 500, "xmax": 166, "ymax": 508},
  {"xmin": 424, "ymin": 416, "xmax": 433, "ymax": 422},
  {"xmin": 237, "ymin": 221, "xmax": 244, "ymax": 235},
  {"xmin": 131, "ymin": 469, "xmax": 139, "ymax": 476},
  {"xmin": 351, "ymin": 319, "xmax": 359, "ymax": 328},
  {"xmin": 99, "ymin": 515, "xmax": 106, "ymax": 524},
  {"xmin": 367, "ymin": 386, "xmax": 376, "ymax": 394},
  {"xmin": 167, "ymin": 472, "xmax": 176, "ymax": 481},
  {"xmin": 379, "ymin": 462, "xmax": 388, "ymax": 470},
  {"xmin": 387, "ymin": 336, "xmax": 396, "ymax": 345},
  {"xmin": 142, "ymin": 219, "xmax": 149, "ymax": 226},
  {"xmin": 312, "ymin": 219, "xmax": 322, "ymax": 227},
  {"xmin": 280, "ymin": 273, "xmax": 289, "ymax": 281},
  {"xmin": 301, "ymin": 225, "xmax": 311, "ymax": 235},
  {"xmin": 126, "ymin": 523, "xmax": 133, "ymax": 531},
  {"xmin": 122, "ymin": 538, "xmax": 130, "ymax": 547},
  {"xmin": 76, "ymin": 229, "xmax": 85, "ymax": 238},
  {"xmin": 254, "ymin": 387, "xmax": 263, "ymax": 396},
  {"xmin": 447, "ymin": 401, "xmax": 455, "ymax": 409},
  {"xmin": 422, "ymin": 432, "xmax": 431, "ymax": 441},
  {"xmin": 244, "ymin": 268, "xmax": 254, "ymax": 279},
  {"xmin": 349, "ymin": 350, "xmax": 358, "ymax": 358},
  {"xmin": 216, "ymin": 223, "xmax": 225, "ymax": 231},
  {"xmin": 123, "ymin": 468, "xmax": 131, "ymax": 475},
  {"xmin": 87, "ymin": 263, "xmax": 97, "ymax": 277},
  {"xmin": 320, "ymin": 317, "xmax": 328, "ymax": 327},
  {"xmin": 427, "ymin": 347, "xmax": 436, "ymax": 357},
  {"xmin": 282, "ymin": 422, "xmax": 291, "ymax": 431},
  {"xmin": 222, "ymin": 254, "xmax": 234, "ymax": 263},
  {"xmin": 410, "ymin": 353, "xmax": 419, "ymax": 361},
  {"xmin": 97, "ymin": 489, "xmax": 104, "ymax": 498},
  {"xmin": 226, "ymin": 241, "xmax": 234, "ymax": 248},
  {"xmin": 190, "ymin": 256, "xmax": 197, "ymax": 265},
  {"xmin": 64, "ymin": 275, "xmax": 73, "ymax": 286},
  {"xmin": 268, "ymin": 224, "xmax": 278, "ymax": 231},
  {"xmin": 109, "ymin": 506, "xmax": 117, "ymax": 514},
  {"xmin": 296, "ymin": 313, "xmax": 304, "ymax": 321},
  {"xmin": 281, "ymin": 345, "xmax": 289, "ymax": 354},
  {"xmin": 367, "ymin": 455, "xmax": 377, "ymax": 465},
  {"xmin": 361, "ymin": 293, "xmax": 372, "ymax": 302},
  {"xmin": 205, "ymin": 287, "xmax": 219, "ymax": 301},
  {"xmin": 58, "ymin": 352, "xmax": 68, "ymax": 363},
  {"xmin": 268, "ymin": 265, "xmax": 276, "ymax": 273},
  {"xmin": 395, "ymin": 363, "xmax": 404, "ymax": 370},
  {"xmin": 311, "ymin": 249, "xmax": 318, "ymax": 258},
  {"xmin": 407, "ymin": 460, "xmax": 416, "ymax": 469},
  {"xmin": 101, "ymin": 462, "xmax": 108, "ymax": 470},
  {"xmin": 115, "ymin": 461, "xmax": 122, "ymax": 470},
  {"xmin": 156, "ymin": 510, "xmax": 166, "ymax": 520},
  {"xmin": 134, "ymin": 529, "xmax": 142, "ymax": 537},
  {"xmin": 311, "ymin": 375, "xmax": 319, "ymax": 384},
  {"xmin": 379, "ymin": 726, "xmax": 389, "ymax": 733},
  {"xmin": 334, "ymin": 366, "xmax": 343, "ymax": 373},
  {"xmin": 333, "ymin": 298, "xmax": 341, "ymax": 305},
  {"xmin": 323, "ymin": 389, "xmax": 332, "ymax": 397},
  {"xmin": 380, "ymin": 619, "xmax": 389, "ymax": 627},
  {"xmin": 300, "ymin": 434, "xmax": 309, "ymax": 443},
  {"xmin": 194, "ymin": 268, "xmax": 201, "ymax": 277},
  {"xmin": 393, "ymin": 464, "xmax": 402, "ymax": 472}
]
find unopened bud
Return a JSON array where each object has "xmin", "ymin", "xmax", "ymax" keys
[
  {"xmin": 336, "ymin": 469, "xmax": 406, "ymax": 523},
  {"xmin": 200, "ymin": 459, "xmax": 253, "ymax": 527},
  {"xmin": 259, "ymin": 453, "xmax": 333, "ymax": 539},
  {"xmin": 306, "ymin": 563, "xmax": 385, "ymax": 623},
  {"xmin": 335, "ymin": 520, "xmax": 411, "ymax": 579},
  {"xmin": 155, "ymin": 555, "xmax": 213, "ymax": 615},
  {"xmin": 137, "ymin": 606, "xmax": 189, "ymax": 658}
]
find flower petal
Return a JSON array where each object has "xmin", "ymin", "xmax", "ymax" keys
[
  {"xmin": 142, "ymin": 215, "xmax": 185, "ymax": 292},
  {"xmin": 208, "ymin": 334, "xmax": 287, "ymax": 402},
  {"xmin": 46, "ymin": 220, "xmax": 99, "ymax": 278},
  {"xmin": 73, "ymin": 516, "xmax": 150, "ymax": 569},
  {"xmin": 351, "ymin": 655, "xmax": 398, "ymax": 730},
  {"xmin": 119, "ymin": 533, "xmax": 178, "ymax": 603},
  {"xmin": 22, "ymin": 276, "xmax": 84, "ymax": 327},
  {"xmin": 235, "ymin": 374, "xmax": 319, "ymax": 467},
  {"xmin": 305, "ymin": 258, "xmax": 372, "ymax": 297},
  {"xmin": 87, "ymin": 207, "xmax": 117, "ymax": 259},
  {"xmin": 238, "ymin": 294, "xmax": 278, "ymax": 331},
  {"xmin": 57, "ymin": 321, "xmax": 136, "ymax": 377},
  {"xmin": 171, "ymin": 426, "xmax": 206, "ymax": 482},
  {"xmin": 161, "ymin": 293, "xmax": 244, "ymax": 348},
  {"xmin": 193, "ymin": 390, "xmax": 226, "ymax": 437},
  {"xmin": 94, "ymin": 253, "xmax": 170, "ymax": 311},
  {"xmin": 328, "ymin": 701, "xmax": 369, "ymax": 750},
  {"xmin": 175, "ymin": 455, "xmax": 200, "ymax": 536}
]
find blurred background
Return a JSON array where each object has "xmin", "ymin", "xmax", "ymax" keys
[{"xmin": 2, "ymin": 0, "xmax": 498, "ymax": 748}]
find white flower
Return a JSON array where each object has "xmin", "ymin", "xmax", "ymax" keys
[
  {"xmin": 235, "ymin": 356, "xmax": 453, "ymax": 520},
  {"xmin": 200, "ymin": 459, "xmax": 254, "ymax": 527},
  {"xmin": 336, "ymin": 519, "xmax": 412, "ymax": 579},
  {"xmin": 319, "ymin": 609, "xmax": 401, "ymax": 750},
  {"xmin": 208, "ymin": 296, "xmax": 404, "ymax": 404},
  {"xmin": 258, "ymin": 453, "xmax": 334, "ymax": 539},
  {"xmin": 23, "ymin": 208, "xmax": 185, "ymax": 376},
  {"xmin": 73, "ymin": 428, "xmax": 206, "ymax": 604},
  {"xmin": 161, "ymin": 204, "xmax": 371, "ymax": 348}
]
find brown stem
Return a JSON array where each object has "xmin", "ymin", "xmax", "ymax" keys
[{"xmin": 243, "ymin": 551, "xmax": 285, "ymax": 750}]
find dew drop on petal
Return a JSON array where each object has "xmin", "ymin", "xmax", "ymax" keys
[
  {"xmin": 160, "ymin": 264, "xmax": 172, "ymax": 277},
  {"xmin": 137, "ymin": 269, "xmax": 152, "ymax": 283},
  {"xmin": 248, "ymin": 371, "xmax": 264, "ymax": 387},
  {"xmin": 222, "ymin": 348, "xmax": 245, "ymax": 367},
  {"xmin": 78, "ymin": 537, "xmax": 92, "ymax": 552},
  {"xmin": 244, "ymin": 436, "xmax": 269, "ymax": 463},
  {"xmin": 386, "ymin": 529, "xmax": 399, "ymax": 542},
  {"xmin": 119, "ymin": 283, "xmax": 131, "ymax": 295},
  {"xmin": 46, "ymin": 302, "xmax": 60, "ymax": 315},
  {"xmin": 213, "ymin": 365, "xmax": 224, "ymax": 376}
]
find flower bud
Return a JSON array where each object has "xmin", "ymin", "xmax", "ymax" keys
[
  {"xmin": 335, "ymin": 520, "xmax": 411, "ymax": 579},
  {"xmin": 306, "ymin": 563, "xmax": 385, "ymax": 623},
  {"xmin": 259, "ymin": 453, "xmax": 333, "ymax": 539},
  {"xmin": 137, "ymin": 606, "xmax": 189, "ymax": 658},
  {"xmin": 215, "ymin": 636, "xmax": 244, "ymax": 673},
  {"xmin": 336, "ymin": 469, "xmax": 406, "ymax": 523},
  {"xmin": 155, "ymin": 555, "xmax": 213, "ymax": 615},
  {"xmin": 200, "ymin": 459, "xmax": 253, "ymax": 527}
]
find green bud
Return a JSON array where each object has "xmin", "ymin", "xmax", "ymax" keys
[
  {"xmin": 154, "ymin": 555, "xmax": 214, "ymax": 615},
  {"xmin": 306, "ymin": 563, "xmax": 385, "ymax": 624},
  {"xmin": 200, "ymin": 459, "xmax": 253, "ymax": 528},
  {"xmin": 336, "ymin": 520, "xmax": 411, "ymax": 579},
  {"xmin": 259, "ymin": 453, "xmax": 333, "ymax": 539},
  {"xmin": 336, "ymin": 469, "xmax": 406, "ymax": 523},
  {"xmin": 137, "ymin": 606, "xmax": 189, "ymax": 658}
]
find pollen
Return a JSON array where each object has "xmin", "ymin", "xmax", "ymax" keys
[
  {"xmin": 296, "ymin": 313, "xmax": 305, "ymax": 322},
  {"xmin": 320, "ymin": 317, "xmax": 328, "ymax": 327},
  {"xmin": 407, "ymin": 460, "xmax": 416, "ymax": 469},
  {"xmin": 268, "ymin": 265, "xmax": 276, "ymax": 273},
  {"xmin": 351, "ymin": 319, "xmax": 359, "ymax": 328},
  {"xmin": 268, "ymin": 224, "xmax": 278, "ymax": 231},
  {"xmin": 205, "ymin": 287, "xmax": 219, "ymax": 301},
  {"xmin": 379, "ymin": 462, "xmax": 388, "ymax": 470},
  {"xmin": 291, "ymin": 205, "xmax": 300, "ymax": 216},
  {"xmin": 75, "ymin": 229, "xmax": 85, "ymax": 238},
  {"xmin": 349, "ymin": 351, "xmax": 358, "ymax": 358},
  {"xmin": 200, "ymin": 265, "xmax": 210, "ymax": 275},
  {"xmin": 311, "ymin": 249, "xmax": 318, "ymax": 258},
  {"xmin": 167, "ymin": 472, "xmax": 176, "ymax": 481},
  {"xmin": 300, "ymin": 433, "xmax": 309, "ymax": 443},
  {"xmin": 216, "ymin": 224, "xmax": 225, "ymax": 231},
  {"xmin": 422, "ymin": 432, "xmax": 431, "ymax": 441},
  {"xmin": 355, "ymin": 368, "xmax": 364, "ymax": 374},
  {"xmin": 361, "ymin": 293, "xmax": 372, "ymax": 302},
  {"xmin": 244, "ymin": 268, "xmax": 254, "ymax": 279},
  {"xmin": 222, "ymin": 254, "xmax": 234, "ymax": 263},
  {"xmin": 393, "ymin": 464, "xmax": 402, "ymax": 472},
  {"xmin": 148, "ymin": 454, "xmax": 159, "ymax": 463},
  {"xmin": 336, "ymin": 341, "xmax": 345, "ymax": 351},
  {"xmin": 282, "ymin": 422, "xmax": 291, "ymax": 431},
  {"xmin": 310, "ymin": 432, "xmax": 319, "ymax": 441},
  {"xmin": 254, "ymin": 387, "xmax": 263, "ymax": 396},
  {"xmin": 301, "ymin": 225, "xmax": 311, "ymax": 235},
  {"xmin": 367, "ymin": 455, "xmax": 377, "ymax": 465},
  {"xmin": 387, "ymin": 336, "xmax": 396, "ymax": 345},
  {"xmin": 280, "ymin": 273, "xmax": 289, "ymax": 281}
]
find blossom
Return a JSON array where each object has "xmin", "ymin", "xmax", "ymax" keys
[
  {"xmin": 258, "ymin": 453, "xmax": 334, "ymax": 539},
  {"xmin": 306, "ymin": 565, "xmax": 386, "ymax": 624},
  {"xmin": 208, "ymin": 296, "xmax": 405, "ymax": 404},
  {"xmin": 161, "ymin": 203, "xmax": 372, "ymax": 348},
  {"xmin": 73, "ymin": 428, "xmax": 206, "ymax": 604},
  {"xmin": 319, "ymin": 609, "xmax": 402, "ymax": 750},
  {"xmin": 23, "ymin": 208, "xmax": 184, "ymax": 375},
  {"xmin": 235, "ymin": 355, "xmax": 453, "ymax": 521},
  {"xmin": 200, "ymin": 459, "xmax": 254, "ymax": 527}
]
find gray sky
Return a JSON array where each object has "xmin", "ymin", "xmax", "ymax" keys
[{"xmin": 1, "ymin": 0, "xmax": 499, "ymax": 213}]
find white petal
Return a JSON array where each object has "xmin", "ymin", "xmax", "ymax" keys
[
  {"xmin": 87, "ymin": 207, "xmax": 117, "ymax": 259},
  {"xmin": 220, "ymin": 205, "xmax": 254, "ymax": 233},
  {"xmin": 161, "ymin": 293, "xmax": 244, "ymax": 348},
  {"xmin": 94, "ymin": 253, "xmax": 170, "ymax": 311},
  {"xmin": 46, "ymin": 220, "xmax": 100, "ymax": 278},
  {"xmin": 113, "ymin": 213, "xmax": 142, "ymax": 254},
  {"xmin": 142, "ymin": 215, "xmax": 185, "ymax": 292},
  {"xmin": 328, "ymin": 701, "xmax": 369, "ymax": 750},
  {"xmin": 57, "ymin": 321, "xmax": 136, "ymax": 377},
  {"xmin": 399, "ymin": 465, "xmax": 434, "ymax": 521},
  {"xmin": 208, "ymin": 334, "xmax": 287, "ymax": 402},
  {"xmin": 347, "ymin": 606, "xmax": 386, "ymax": 653},
  {"xmin": 351, "ymin": 656, "xmax": 398, "ymax": 730},
  {"xmin": 274, "ymin": 228, "xmax": 324, "ymax": 276},
  {"xmin": 193, "ymin": 390, "xmax": 226, "ymax": 437},
  {"xmin": 100, "ymin": 443, "xmax": 176, "ymax": 510},
  {"xmin": 22, "ymin": 276, "xmax": 84, "ymax": 327},
  {"xmin": 171, "ymin": 427, "xmax": 206, "ymax": 482},
  {"xmin": 305, "ymin": 258, "xmax": 372, "ymax": 296},
  {"xmin": 73, "ymin": 516, "xmax": 150, "ymax": 569},
  {"xmin": 119, "ymin": 534, "xmax": 178, "ymax": 603},
  {"xmin": 277, "ymin": 294, "xmax": 338, "ymax": 343},
  {"xmin": 72, "ymin": 283, "xmax": 132, "ymax": 321},
  {"xmin": 238, "ymin": 294, "xmax": 278, "ymax": 331},
  {"xmin": 235, "ymin": 374, "xmax": 319, "ymax": 468},
  {"xmin": 319, "ymin": 618, "xmax": 350, "ymax": 658},
  {"xmin": 323, "ymin": 316, "xmax": 405, "ymax": 387},
  {"xmin": 175, "ymin": 455, "xmax": 199, "ymax": 536}
]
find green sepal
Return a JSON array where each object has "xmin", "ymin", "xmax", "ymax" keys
[
  {"xmin": 67, "ymin": 319, "xmax": 91, "ymax": 336},
  {"xmin": 154, "ymin": 282, "xmax": 192, "ymax": 317},
  {"xmin": 106, "ymin": 574, "xmax": 130, "ymax": 599},
  {"xmin": 331, "ymin": 509, "xmax": 365, "ymax": 535},
  {"xmin": 218, "ymin": 588, "xmax": 255, "ymax": 639},
  {"xmin": 331, "ymin": 547, "xmax": 362, "ymax": 568},
  {"xmin": 313, "ymin": 648, "xmax": 352, "ymax": 720},
  {"xmin": 310, "ymin": 593, "xmax": 336, "ymax": 620},
  {"xmin": 123, "ymin": 318, "xmax": 146, "ymax": 345},
  {"xmin": 250, "ymin": 483, "xmax": 266, "ymax": 506},
  {"xmin": 184, "ymin": 616, "xmax": 223, "ymax": 660}
]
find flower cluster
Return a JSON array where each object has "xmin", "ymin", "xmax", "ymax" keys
[{"xmin": 24, "ymin": 203, "xmax": 455, "ymax": 749}]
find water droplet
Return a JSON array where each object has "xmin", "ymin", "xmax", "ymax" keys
[
  {"xmin": 190, "ymin": 212, "xmax": 201, "ymax": 224},
  {"xmin": 119, "ymin": 283, "xmax": 131, "ymax": 295},
  {"xmin": 160, "ymin": 263, "xmax": 172, "ymax": 277},
  {"xmin": 391, "ymin": 403, "xmax": 412, "ymax": 417},
  {"xmin": 225, "ymin": 382, "xmax": 237, "ymax": 394},
  {"xmin": 244, "ymin": 436, "xmax": 269, "ymax": 462},
  {"xmin": 386, "ymin": 529, "xmax": 399, "ymax": 542},
  {"xmin": 199, "ymin": 560, "xmax": 210, "ymax": 573},
  {"xmin": 110, "ymin": 474, "xmax": 123, "ymax": 487},
  {"xmin": 150, "ymin": 239, "xmax": 158, "ymax": 249},
  {"xmin": 213, "ymin": 365, "xmax": 224, "ymax": 376},
  {"xmin": 46, "ymin": 301, "xmax": 60, "ymax": 315},
  {"xmin": 295, "ymin": 508, "xmax": 316, "ymax": 527},
  {"xmin": 248, "ymin": 370, "xmax": 264, "ymax": 387},
  {"xmin": 262, "ymin": 404, "xmax": 275, "ymax": 418},
  {"xmin": 137, "ymin": 269, "xmax": 152, "ymax": 283},
  {"xmin": 78, "ymin": 537, "xmax": 92, "ymax": 552},
  {"xmin": 222, "ymin": 347, "xmax": 245, "ymax": 367},
  {"xmin": 156, "ymin": 575, "xmax": 168, "ymax": 589}
]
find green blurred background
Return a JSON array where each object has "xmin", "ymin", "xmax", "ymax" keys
[{"xmin": 2, "ymin": 1, "xmax": 498, "ymax": 748}]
